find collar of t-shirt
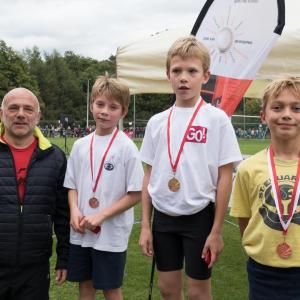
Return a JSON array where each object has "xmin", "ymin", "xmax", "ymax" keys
[{"xmin": 4, "ymin": 137, "xmax": 38, "ymax": 202}]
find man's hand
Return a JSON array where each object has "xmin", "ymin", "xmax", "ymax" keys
[{"xmin": 55, "ymin": 269, "xmax": 67, "ymax": 285}]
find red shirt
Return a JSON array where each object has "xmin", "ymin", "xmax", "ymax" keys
[{"xmin": 4, "ymin": 137, "xmax": 38, "ymax": 202}]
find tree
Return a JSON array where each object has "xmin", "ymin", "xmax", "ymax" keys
[
  {"xmin": 0, "ymin": 40, "xmax": 39, "ymax": 99},
  {"xmin": 245, "ymin": 98, "xmax": 262, "ymax": 116},
  {"xmin": 1, "ymin": 41, "xmax": 117, "ymax": 123}
]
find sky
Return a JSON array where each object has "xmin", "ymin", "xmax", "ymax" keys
[
  {"xmin": 0, "ymin": 0, "xmax": 206, "ymax": 60},
  {"xmin": 1, "ymin": 0, "xmax": 298, "ymax": 62}
]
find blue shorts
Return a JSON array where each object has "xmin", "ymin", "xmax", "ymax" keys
[
  {"xmin": 67, "ymin": 244, "xmax": 126, "ymax": 290},
  {"xmin": 247, "ymin": 257, "xmax": 300, "ymax": 300}
]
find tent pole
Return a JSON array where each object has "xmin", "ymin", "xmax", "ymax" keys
[
  {"xmin": 86, "ymin": 79, "xmax": 89, "ymax": 129},
  {"xmin": 133, "ymin": 94, "xmax": 136, "ymax": 138},
  {"xmin": 243, "ymin": 97, "xmax": 246, "ymax": 134}
]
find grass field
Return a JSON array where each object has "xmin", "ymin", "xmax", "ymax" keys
[{"xmin": 48, "ymin": 137, "xmax": 270, "ymax": 299}]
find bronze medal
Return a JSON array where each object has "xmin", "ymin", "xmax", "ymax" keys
[
  {"xmin": 168, "ymin": 177, "xmax": 180, "ymax": 192},
  {"xmin": 276, "ymin": 242, "xmax": 292, "ymax": 259},
  {"xmin": 89, "ymin": 197, "xmax": 99, "ymax": 209}
]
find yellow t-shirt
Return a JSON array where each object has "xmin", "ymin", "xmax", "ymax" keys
[{"xmin": 230, "ymin": 149, "xmax": 300, "ymax": 267}]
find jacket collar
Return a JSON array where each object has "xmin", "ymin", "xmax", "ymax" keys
[{"xmin": 0, "ymin": 123, "xmax": 52, "ymax": 150}]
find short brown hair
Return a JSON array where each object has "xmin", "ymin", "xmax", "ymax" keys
[
  {"xmin": 262, "ymin": 76, "xmax": 300, "ymax": 111},
  {"xmin": 166, "ymin": 36, "xmax": 210, "ymax": 73},
  {"xmin": 91, "ymin": 75, "xmax": 130, "ymax": 112}
]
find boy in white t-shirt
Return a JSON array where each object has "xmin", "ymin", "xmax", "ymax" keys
[
  {"xmin": 139, "ymin": 36, "xmax": 242, "ymax": 300},
  {"xmin": 64, "ymin": 76, "xmax": 144, "ymax": 300}
]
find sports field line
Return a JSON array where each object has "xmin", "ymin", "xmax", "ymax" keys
[
  {"xmin": 224, "ymin": 219, "xmax": 238, "ymax": 228},
  {"xmin": 134, "ymin": 219, "xmax": 239, "ymax": 228}
]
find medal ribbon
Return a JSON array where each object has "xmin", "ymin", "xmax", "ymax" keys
[
  {"xmin": 89, "ymin": 128, "xmax": 119, "ymax": 193},
  {"xmin": 267, "ymin": 145, "xmax": 300, "ymax": 232},
  {"xmin": 167, "ymin": 98, "xmax": 203, "ymax": 174}
]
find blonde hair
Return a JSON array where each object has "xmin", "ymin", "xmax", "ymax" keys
[
  {"xmin": 166, "ymin": 36, "xmax": 210, "ymax": 73},
  {"xmin": 262, "ymin": 76, "xmax": 300, "ymax": 111},
  {"xmin": 91, "ymin": 75, "xmax": 130, "ymax": 112}
]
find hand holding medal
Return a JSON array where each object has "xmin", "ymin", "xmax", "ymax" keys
[
  {"xmin": 204, "ymin": 249, "xmax": 211, "ymax": 265},
  {"xmin": 79, "ymin": 216, "xmax": 101, "ymax": 234},
  {"xmin": 167, "ymin": 99, "xmax": 204, "ymax": 192}
]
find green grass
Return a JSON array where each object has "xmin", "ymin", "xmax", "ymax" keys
[
  {"xmin": 50, "ymin": 137, "xmax": 270, "ymax": 155},
  {"xmin": 50, "ymin": 207, "xmax": 247, "ymax": 300},
  {"xmin": 48, "ymin": 137, "xmax": 267, "ymax": 299},
  {"xmin": 238, "ymin": 138, "xmax": 270, "ymax": 155}
]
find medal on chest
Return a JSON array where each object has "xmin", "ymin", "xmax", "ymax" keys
[
  {"xmin": 267, "ymin": 146, "xmax": 300, "ymax": 259},
  {"xmin": 89, "ymin": 129, "xmax": 119, "ymax": 208},
  {"xmin": 167, "ymin": 99, "xmax": 204, "ymax": 192},
  {"xmin": 168, "ymin": 177, "xmax": 181, "ymax": 192}
]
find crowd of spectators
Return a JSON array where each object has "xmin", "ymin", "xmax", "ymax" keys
[
  {"xmin": 235, "ymin": 124, "xmax": 267, "ymax": 139},
  {"xmin": 40, "ymin": 124, "xmax": 95, "ymax": 138},
  {"xmin": 40, "ymin": 123, "xmax": 267, "ymax": 140}
]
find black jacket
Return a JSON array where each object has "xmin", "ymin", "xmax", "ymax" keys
[{"xmin": 0, "ymin": 127, "xmax": 69, "ymax": 269}]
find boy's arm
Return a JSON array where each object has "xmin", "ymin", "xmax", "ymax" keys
[
  {"xmin": 139, "ymin": 164, "xmax": 154, "ymax": 257},
  {"xmin": 80, "ymin": 191, "xmax": 141, "ymax": 229},
  {"xmin": 68, "ymin": 189, "xmax": 84, "ymax": 234},
  {"xmin": 238, "ymin": 217, "xmax": 250, "ymax": 237},
  {"xmin": 202, "ymin": 162, "xmax": 233, "ymax": 268}
]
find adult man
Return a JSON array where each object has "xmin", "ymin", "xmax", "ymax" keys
[{"xmin": 0, "ymin": 88, "xmax": 69, "ymax": 300}]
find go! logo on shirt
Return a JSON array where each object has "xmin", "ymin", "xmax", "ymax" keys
[{"xmin": 186, "ymin": 126, "xmax": 207, "ymax": 143}]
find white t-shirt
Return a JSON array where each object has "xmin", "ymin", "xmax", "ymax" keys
[
  {"xmin": 140, "ymin": 102, "xmax": 242, "ymax": 216},
  {"xmin": 64, "ymin": 130, "xmax": 144, "ymax": 252}
]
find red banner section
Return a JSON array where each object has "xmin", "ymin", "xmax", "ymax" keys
[{"xmin": 201, "ymin": 75, "xmax": 252, "ymax": 116}]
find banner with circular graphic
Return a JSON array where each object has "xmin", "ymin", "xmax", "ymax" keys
[{"xmin": 191, "ymin": 0, "xmax": 285, "ymax": 115}]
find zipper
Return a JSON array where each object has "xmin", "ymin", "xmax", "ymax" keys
[
  {"xmin": 16, "ymin": 151, "xmax": 37, "ymax": 265},
  {"xmin": 17, "ymin": 153, "xmax": 38, "ymax": 265},
  {"xmin": 8, "ymin": 147, "xmax": 23, "ymax": 266}
]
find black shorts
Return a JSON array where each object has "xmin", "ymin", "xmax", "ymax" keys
[
  {"xmin": 67, "ymin": 244, "xmax": 126, "ymax": 290},
  {"xmin": 152, "ymin": 203, "xmax": 214, "ymax": 280}
]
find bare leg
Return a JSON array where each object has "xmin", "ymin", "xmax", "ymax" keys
[
  {"xmin": 103, "ymin": 287, "xmax": 123, "ymax": 300},
  {"xmin": 187, "ymin": 276, "xmax": 212, "ymax": 300},
  {"xmin": 158, "ymin": 270, "xmax": 184, "ymax": 300},
  {"xmin": 79, "ymin": 280, "xmax": 96, "ymax": 300}
]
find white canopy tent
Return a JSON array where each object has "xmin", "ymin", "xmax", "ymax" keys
[{"xmin": 116, "ymin": 1, "xmax": 300, "ymax": 99}]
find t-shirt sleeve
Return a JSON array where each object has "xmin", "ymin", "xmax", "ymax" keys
[
  {"xmin": 139, "ymin": 119, "xmax": 155, "ymax": 166},
  {"xmin": 230, "ymin": 163, "xmax": 252, "ymax": 218},
  {"xmin": 219, "ymin": 116, "xmax": 243, "ymax": 167},
  {"xmin": 63, "ymin": 142, "xmax": 79, "ymax": 190},
  {"xmin": 125, "ymin": 145, "xmax": 144, "ymax": 192}
]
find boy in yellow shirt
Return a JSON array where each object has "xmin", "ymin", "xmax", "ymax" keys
[{"xmin": 230, "ymin": 76, "xmax": 300, "ymax": 300}]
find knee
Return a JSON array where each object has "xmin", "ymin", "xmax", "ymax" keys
[
  {"xmin": 103, "ymin": 288, "xmax": 122, "ymax": 300},
  {"xmin": 158, "ymin": 280, "xmax": 181, "ymax": 298}
]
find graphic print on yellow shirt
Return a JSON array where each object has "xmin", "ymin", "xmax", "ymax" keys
[
  {"xmin": 230, "ymin": 149, "xmax": 300, "ymax": 268},
  {"xmin": 258, "ymin": 173, "xmax": 300, "ymax": 231}
]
